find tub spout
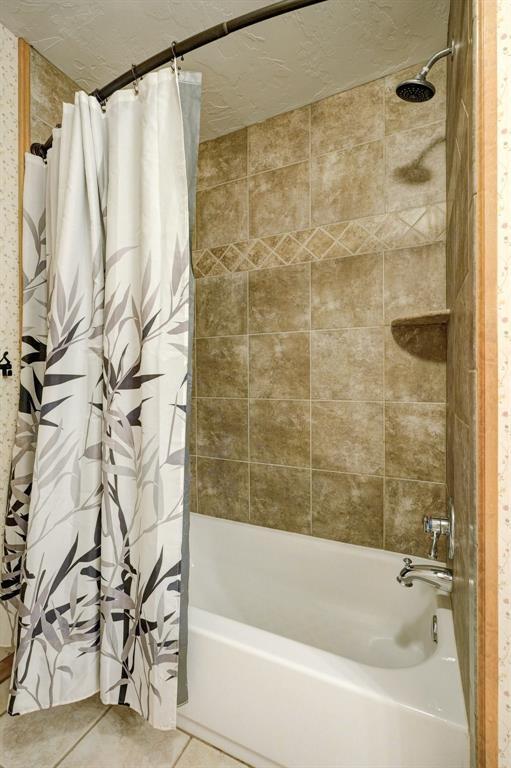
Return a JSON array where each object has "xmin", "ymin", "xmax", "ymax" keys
[{"xmin": 396, "ymin": 557, "xmax": 453, "ymax": 593}]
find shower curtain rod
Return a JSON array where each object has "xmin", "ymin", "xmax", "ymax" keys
[{"xmin": 30, "ymin": 0, "xmax": 328, "ymax": 159}]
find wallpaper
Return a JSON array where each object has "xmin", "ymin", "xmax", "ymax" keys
[
  {"xmin": 0, "ymin": 22, "xmax": 19, "ymax": 648},
  {"xmin": 498, "ymin": 0, "xmax": 511, "ymax": 763}
]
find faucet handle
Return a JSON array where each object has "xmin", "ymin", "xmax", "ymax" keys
[
  {"xmin": 423, "ymin": 515, "xmax": 450, "ymax": 560},
  {"xmin": 403, "ymin": 557, "xmax": 412, "ymax": 567}
]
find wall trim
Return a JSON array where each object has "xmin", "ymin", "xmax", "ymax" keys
[
  {"xmin": 18, "ymin": 38, "xmax": 30, "ymax": 342},
  {"xmin": 476, "ymin": 0, "xmax": 498, "ymax": 765}
]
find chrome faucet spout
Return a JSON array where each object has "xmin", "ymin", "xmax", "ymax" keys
[{"xmin": 396, "ymin": 557, "xmax": 453, "ymax": 594}]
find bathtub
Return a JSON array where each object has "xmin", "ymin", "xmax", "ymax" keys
[{"xmin": 177, "ymin": 514, "xmax": 468, "ymax": 768}]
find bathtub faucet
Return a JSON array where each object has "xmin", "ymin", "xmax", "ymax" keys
[{"xmin": 396, "ymin": 558, "xmax": 453, "ymax": 593}]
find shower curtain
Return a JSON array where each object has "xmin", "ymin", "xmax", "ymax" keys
[{"xmin": 1, "ymin": 68, "xmax": 201, "ymax": 730}]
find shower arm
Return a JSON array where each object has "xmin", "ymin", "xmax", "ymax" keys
[
  {"xmin": 30, "ymin": 0, "xmax": 328, "ymax": 160},
  {"xmin": 418, "ymin": 45, "xmax": 454, "ymax": 78}
]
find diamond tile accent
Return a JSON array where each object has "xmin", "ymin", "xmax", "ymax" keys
[{"xmin": 193, "ymin": 203, "xmax": 446, "ymax": 278}]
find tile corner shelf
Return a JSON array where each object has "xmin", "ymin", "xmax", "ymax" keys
[{"xmin": 390, "ymin": 310, "xmax": 451, "ymax": 328}]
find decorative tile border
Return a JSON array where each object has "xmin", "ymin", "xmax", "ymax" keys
[{"xmin": 193, "ymin": 202, "xmax": 446, "ymax": 277}]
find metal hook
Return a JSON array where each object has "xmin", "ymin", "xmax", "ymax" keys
[
  {"xmin": 131, "ymin": 64, "xmax": 139, "ymax": 94},
  {"xmin": 170, "ymin": 41, "xmax": 183, "ymax": 72}
]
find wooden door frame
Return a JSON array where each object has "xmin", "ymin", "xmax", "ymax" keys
[
  {"xmin": 476, "ymin": 0, "xmax": 498, "ymax": 765},
  {"xmin": 18, "ymin": 38, "xmax": 30, "ymax": 339}
]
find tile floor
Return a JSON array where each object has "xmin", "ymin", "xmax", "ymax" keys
[{"xmin": 0, "ymin": 682, "xmax": 248, "ymax": 768}]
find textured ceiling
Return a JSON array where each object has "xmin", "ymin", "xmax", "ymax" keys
[{"xmin": 0, "ymin": 0, "xmax": 449, "ymax": 139}]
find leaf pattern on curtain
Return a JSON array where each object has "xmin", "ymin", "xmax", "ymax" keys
[{"xmin": 1, "ymin": 70, "xmax": 194, "ymax": 730}]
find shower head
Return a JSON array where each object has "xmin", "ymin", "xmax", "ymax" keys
[
  {"xmin": 396, "ymin": 76, "xmax": 435, "ymax": 103},
  {"xmin": 396, "ymin": 44, "xmax": 454, "ymax": 103}
]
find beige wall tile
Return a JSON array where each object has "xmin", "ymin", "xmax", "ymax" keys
[
  {"xmin": 249, "ymin": 162, "xmax": 310, "ymax": 238},
  {"xmin": 312, "ymin": 471, "xmax": 383, "ymax": 547},
  {"xmin": 311, "ymin": 254, "xmax": 383, "ymax": 329},
  {"xmin": 385, "ymin": 120, "xmax": 446, "ymax": 212},
  {"xmin": 249, "ymin": 263, "xmax": 310, "ymax": 333},
  {"xmin": 248, "ymin": 107, "xmax": 309, "ymax": 174},
  {"xmin": 249, "ymin": 399, "xmax": 310, "ymax": 467},
  {"xmin": 196, "ymin": 272, "xmax": 247, "ymax": 337},
  {"xmin": 311, "ymin": 140, "xmax": 385, "ymax": 225},
  {"xmin": 384, "ymin": 242, "xmax": 446, "ymax": 322},
  {"xmin": 196, "ymin": 336, "xmax": 248, "ymax": 397},
  {"xmin": 385, "ymin": 402, "xmax": 446, "ymax": 482},
  {"xmin": 384, "ymin": 58, "xmax": 446, "ymax": 136},
  {"xmin": 189, "ymin": 455, "xmax": 197, "ymax": 513},
  {"xmin": 188, "ymin": 398, "xmax": 197, "ymax": 454},
  {"xmin": 250, "ymin": 463, "xmax": 310, "ymax": 534},
  {"xmin": 385, "ymin": 325, "xmax": 447, "ymax": 402},
  {"xmin": 249, "ymin": 332, "xmax": 310, "ymax": 399},
  {"xmin": 59, "ymin": 705, "xmax": 188, "ymax": 768},
  {"xmin": 198, "ymin": 128, "xmax": 247, "ymax": 189},
  {"xmin": 197, "ymin": 398, "xmax": 248, "ymax": 460},
  {"xmin": 311, "ymin": 79, "xmax": 384, "ymax": 155},
  {"xmin": 384, "ymin": 478, "xmax": 447, "ymax": 558},
  {"xmin": 197, "ymin": 457, "xmax": 249, "ymax": 522},
  {"xmin": 31, "ymin": 116, "xmax": 54, "ymax": 146},
  {"xmin": 197, "ymin": 179, "xmax": 248, "ymax": 249},
  {"xmin": 312, "ymin": 401, "xmax": 384, "ymax": 475},
  {"xmin": 30, "ymin": 48, "xmax": 78, "ymax": 140},
  {"xmin": 453, "ymin": 272, "xmax": 475, "ymax": 425},
  {"xmin": 311, "ymin": 328, "xmax": 383, "ymax": 400}
]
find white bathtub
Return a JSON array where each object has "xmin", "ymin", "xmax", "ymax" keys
[{"xmin": 177, "ymin": 514, "xmax": 468, "ymax": 768}]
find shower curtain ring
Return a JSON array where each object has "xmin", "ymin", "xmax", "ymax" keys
[
  {"xmin": 170, "ymin": 41, "xmax": 182, "ymax": 72},
  {"xmin": 131, "ymin": 64, "xmax": 140, "ymax": 94}
]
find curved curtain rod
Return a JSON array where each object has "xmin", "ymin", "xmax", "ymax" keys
[{"xmin": 30, "ymin": 0, "xmax": 328, "ymax": 159}]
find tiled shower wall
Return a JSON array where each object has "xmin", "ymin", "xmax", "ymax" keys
[
  {"xmin": 446, "ymin": 0, "xmax": 477, "ymax": 749},
  {"xmin": 30, "ymin": 47, "xmax": 78, "ymax": 145},
  {"xmin": 190, "ymin": 62, "xmax": 449, "ymax": 557}
]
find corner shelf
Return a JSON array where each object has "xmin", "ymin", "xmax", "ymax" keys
[{"xmin": 390, "ymin": 309, "xmax": 450, "ymax": 328}]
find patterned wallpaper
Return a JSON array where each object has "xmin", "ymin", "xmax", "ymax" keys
[
  {"xmin": 498, "ymin": 0, "xmax": 511, "ymax": 763},
  {"xmin": 0, "ymin": 22, "xmax": 19, "ymax": 648}
]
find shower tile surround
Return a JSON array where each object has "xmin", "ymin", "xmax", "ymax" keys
[
  {"xmin": 446, "ymin": 0, "xmax": 477, "ymax": 750},
  {"xmin": 191, "ymin": 62, "xmax": 448, "ymax": 558}
]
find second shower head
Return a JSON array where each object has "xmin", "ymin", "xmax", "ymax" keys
[{"xmin": 396, "ymin": 44, "xmax": 454, "ymax": 102}]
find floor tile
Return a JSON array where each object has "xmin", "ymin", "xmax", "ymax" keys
[
  {"xmin": 0, "ymin": 694, "xmax": 106, "ymax": 768},
  {"xmin": 58, "ymin": 705, "xmax": 189, "ymax": 768},
  {"xmin": 175, "ymin": 738, "xmax": 247, "ymax": 768}
]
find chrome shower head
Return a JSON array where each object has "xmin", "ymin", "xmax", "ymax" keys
[
  {"xmin": 396, "ymin": 76, "xmax": 435, "ymax": 102},
  {"xmin": 396, "ymin": 44, "xmax": 454, "ymax": 103}
]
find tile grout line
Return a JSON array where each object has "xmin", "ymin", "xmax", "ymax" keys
[
  {"xmin": 190, "ymin": 454, "xmax": 446, "ymax": 486},
  {"xmin": 169, "ymin": 732, "xmax": 193, "ymax": 768},
  {"xmin": 195, "ymin": 317, "xmax": 449, "ymax": 340},
  {"xmin": 194, "ymin": 288, "xmax": 199, "ymax": 516},
  {"xmin": 52, "ymin": 704, "xmax": 111, "ymax": 768},
  {"xmin": 309, "ymin": 259, "xmax": 313, "ymax": 535},
  {"xmin": 381, "ymin": 83, "xmax": 387, "ymax": 546},
  {"xmin": 246, "ymin": 273, "xmax": 251, "ymax": 523},
  {"xmin": 308, "ymin": 93, "xmax": 313, "ymax": 537},
  {"xmin": 194, "ymin": 395, "xmax": 448, "ymax": 406}
]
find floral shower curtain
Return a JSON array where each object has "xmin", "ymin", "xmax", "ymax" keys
[{"xmin": 1, "ymin": 68, "xmax": 201, "ymax": 730}]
